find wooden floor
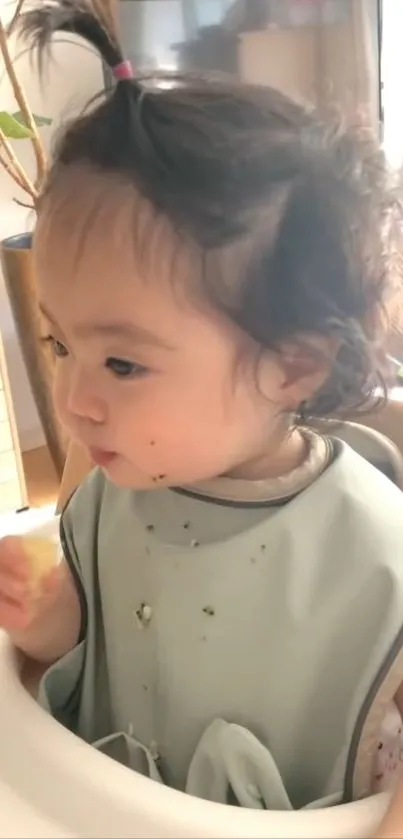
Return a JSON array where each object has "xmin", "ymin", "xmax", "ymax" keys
[{"xmin": 22, "ymin": 446, "xmax": 60, "ymax": 508}]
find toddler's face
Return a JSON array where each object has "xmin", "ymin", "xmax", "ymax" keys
[{"xmin": 34, "ymin": 174, "xmax": 287, "ymax": 488}]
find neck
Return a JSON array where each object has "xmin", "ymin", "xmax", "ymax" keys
[{"xmin": 227, "ymin": 427, "xmax": 308, "ymax": 482}]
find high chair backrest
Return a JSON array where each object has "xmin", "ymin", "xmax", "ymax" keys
[{"xmin": 311, "ymin": 419, "xmax": 403, "ymax": 490}]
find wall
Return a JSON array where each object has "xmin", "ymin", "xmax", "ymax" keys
[
  {"xmin": 0, "ymin": 3, "xmax": 103, "ymax": 450},
  {"xmin": 316, "ymin": 0, "xmax": 379, "ymax": 128},
  {"xmin": 238, "ymin": 1, "xmax": 379, "ymax": 125},
  {"xmin": 238, "ymin": 27, "xmax": 317, "ymax": 102}
]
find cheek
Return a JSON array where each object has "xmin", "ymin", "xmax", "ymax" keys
[
  {"xmin": 113, "ymin": 370, "xmax": 250, "ymax": 475},
  {"xmin": 52, "ymin": 364, "xmax": 68, "ymax": 420}
]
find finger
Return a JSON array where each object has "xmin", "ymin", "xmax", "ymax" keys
[
  {"xmin": 0, "ymin": 597, "xmax": 30, "ymax": 631},
  {"xmin": 0, "ymin": 571, "xmax": 28, "ymax": 601},
  {"xmin": 0, "ymin": 538, "xmax": 29, "ymax": 577}
]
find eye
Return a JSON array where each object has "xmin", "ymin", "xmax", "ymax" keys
[
  {"xmin": 42, "ymin": 335, "xmax": 68, "ymax": 358},
  {"xmin": 105, "ymin": 357, "xmax": 147, "ymax": 379}
]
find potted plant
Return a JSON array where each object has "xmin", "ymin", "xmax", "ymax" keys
[{"xmin": 0, "ymin": 5, "xmax": 66, "ymax": 479}]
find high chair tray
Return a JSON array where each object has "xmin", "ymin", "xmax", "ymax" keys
[{"xmin": 0, "ymin": 631, "xmax": 388, "ymax": 838}]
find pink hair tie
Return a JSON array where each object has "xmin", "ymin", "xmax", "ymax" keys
[{"xmin": 113, "ymin": 60, "xmax": 134, "ymax": 81}]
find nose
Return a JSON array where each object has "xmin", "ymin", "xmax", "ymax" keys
[{"xmin": 65, "ymin": 366, "xmax": 105, "ymax": 425}]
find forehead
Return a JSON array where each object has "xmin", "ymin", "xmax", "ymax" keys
[{"xmin": 34, "ymin": 167, "xmax": 200, "ymax": 326}]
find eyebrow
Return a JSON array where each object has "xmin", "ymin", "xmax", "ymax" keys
[{"xmin": 39, "ymin": 305, "xmax": 175, "ymax": 351}]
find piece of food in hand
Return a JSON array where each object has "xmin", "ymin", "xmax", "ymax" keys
[{"xmin": 20, "ymin": 536, "xmax": 59, "ymax": 597}]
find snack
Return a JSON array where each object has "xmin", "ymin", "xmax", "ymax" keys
[{"xmin": 21, "ymin": 535, "xmax": 59, "ymax": 597}]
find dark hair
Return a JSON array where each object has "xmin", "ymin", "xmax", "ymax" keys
[{"xmin": 20, "ymin": 0, "xmax": 403, "ymax": 417}]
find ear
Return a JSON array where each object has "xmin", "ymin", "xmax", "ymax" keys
[{"xmin": 277, "ymin": 336, "xmax": 340, "ymax": 409}]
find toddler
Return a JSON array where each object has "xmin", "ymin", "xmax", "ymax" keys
[{"xmin": 1, "ymin": 0, "xmax": 403, "ymax": 817}]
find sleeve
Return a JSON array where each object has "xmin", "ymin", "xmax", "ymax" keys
[
  {"xmin": 59, "ymin": 496, "xmax": 88, "ymax": 644},
  {"xmin": 37, "ymin": 468, "xmax": 110, "ymax": 738}
]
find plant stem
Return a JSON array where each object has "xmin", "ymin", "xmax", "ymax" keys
[
  {"xmin": 8, "ymin": 0, "xmax": 26, "ymax": 36},
  {"xmin": 0, "ymin": 126, "xmax": 37, "ymax": 199},
  {"xmin": 13, "ymin": 197, "xmax": 35, "ymax": 209},
  {"xmin": 0, "ymin": 149, "xmax": 25, "ymax": 190},
  {"xmin": 0, "ymin": 13, "xmax": 47, "ymax": 188}
]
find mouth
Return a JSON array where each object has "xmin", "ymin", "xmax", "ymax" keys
[{"xmin": 88, "ymin": 447, "xmax": 118, "ymax": 468}]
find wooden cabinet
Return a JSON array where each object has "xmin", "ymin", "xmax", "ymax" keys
[{"xmin": 0, "ymin": 331, "xmax": 27, "ymax": 514}]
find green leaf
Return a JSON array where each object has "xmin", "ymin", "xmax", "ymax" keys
[
  {"xmin": 0, "ymin": 111, "xmax": 34, "ymax": 139},
  {"xmin": 12, "ymin": 111, "xmax": 52, "ymax": 128}
]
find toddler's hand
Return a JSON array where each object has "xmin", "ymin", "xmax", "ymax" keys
[{"xmin": 0, "ymin": 535, "xmax": 61, "ymax": 632}]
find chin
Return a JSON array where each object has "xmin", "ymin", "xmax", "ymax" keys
[{"xmin": 100, "ymin": 458, "xmax": 161, "ymax": 490}]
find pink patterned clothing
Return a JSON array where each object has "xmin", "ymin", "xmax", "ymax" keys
[{"xmin": 373, "ymin": 703, "xmax": 403, "ymax": 793}]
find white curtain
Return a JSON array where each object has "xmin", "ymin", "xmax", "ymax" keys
[{"xmin": 382, "ymin": 0, "xmax": 403, "ymax": 168}]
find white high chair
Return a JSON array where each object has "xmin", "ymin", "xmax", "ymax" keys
[
  {"xmin": 0, "ymin": 421, "xmax": 400, "ymax": 838},
  {"xmin": 315, "ymin": 419, "xmax": 403, "ymax": 488}
]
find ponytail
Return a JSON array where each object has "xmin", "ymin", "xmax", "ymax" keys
[
  {"xmin": 17, "ymin": 0, "xmax": 164, "ymax": 203},
  {"xmin": 19, "ymin": 0, "xmax": 124, "ymax": 76}
]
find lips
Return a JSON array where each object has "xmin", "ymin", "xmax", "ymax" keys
[{"xmin": 88, "ymin": 447, "xmax": 117, "ymax": 468}]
